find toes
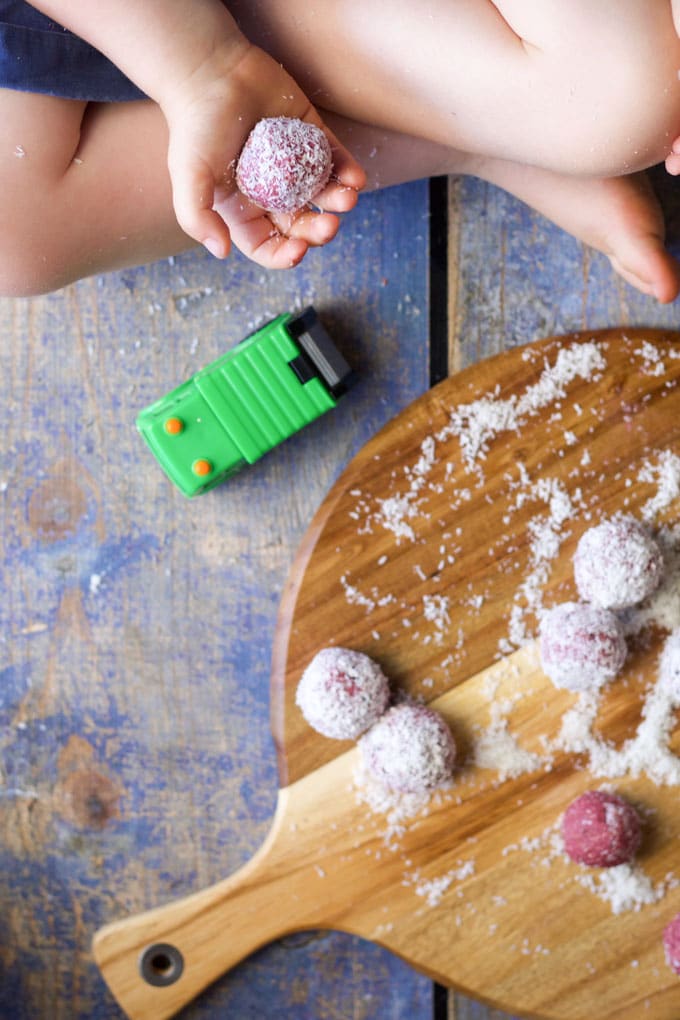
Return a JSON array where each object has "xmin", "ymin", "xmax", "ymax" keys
[{"xmin": 609, "ymin": 244, "xmax": 680, "ymax": 303}]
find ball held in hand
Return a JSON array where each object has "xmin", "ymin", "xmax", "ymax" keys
[{"xmin": 236, "ymin": 117, "xmax": 333, "ymax": 214}]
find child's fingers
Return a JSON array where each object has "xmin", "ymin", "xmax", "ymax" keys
[
  {"xmin": 169, "ymin": 152, "xmax": 232, "ymax": 257},
  {"xmin": 268, "ymin": 208, "xmax": 340, "ymax": 246},
  {"xmin": 213, "ymin": 188, "xmax": 340, "ymax": 259},
  {"xmin": 228, "ymin": 216, "xmax": 310, "ymax": 269},
  {"xmin": 215, "ymin": 196, "xmax": 347, "ymax": 267},
  {"xmin": 326, "ymin": 139, "xmax": 368, "ymax": 194},
  {"xmin": 311, "ymin": 177, "xmax": 362, "ymax": 214}
]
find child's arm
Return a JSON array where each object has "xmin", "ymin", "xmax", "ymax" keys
[{"xmin": 28, "ymin": 1, "xmax": 366, "ymax": 267}]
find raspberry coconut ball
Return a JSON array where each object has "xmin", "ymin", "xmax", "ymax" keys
[
  {"xmin": 295, "ymin": 647, "xmax": 390, "ymax": 741},
  {"xmin": 539, "ymin": 601, "xmax": 627, "ymax": 692},
  {"xmin": 664, "ymin": 913, "xmax": 680, "ymax": 975},
  {"xmin": 235, "ymin": 117, "xmax": 333, "ymax": 213},
  {"xmin": 561, "ymin": 790, "xmax": 642, "ymax": 867},
  {"xmin": 573, "ymin": 515, "xmax": 664, "ymax": 611},
  {"xmin": 359, "ymin": 703, "xmax": 456, "ymax": 794}
]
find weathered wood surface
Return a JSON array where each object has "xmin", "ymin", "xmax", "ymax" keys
[
  {"xmin": 3, "ymin": 160, "xmax": 680, "ymax": 1020},
  {"xmin": 94, "ymin": 331, "xmax": 680, "ymax": 1020},
  {"xmin": 0, "ymin": 182, "xmax": 434, "ymax": 1019}
]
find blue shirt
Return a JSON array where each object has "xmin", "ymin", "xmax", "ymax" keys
[{"xmin": 0, "ymin": 1, "xmax": 146, "ymax": 102}]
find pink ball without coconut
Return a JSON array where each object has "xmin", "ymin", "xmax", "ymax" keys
[
  {"xmin": 664, "ymin": 913, "xmax": 680, "ymax": 975},
  {"xmin": 562, "ymin": 790, "xmax": 642, "ymax": 867}
]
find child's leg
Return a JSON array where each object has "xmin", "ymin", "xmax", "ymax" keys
[
  {"xmin": 462, "ymin": 154, "xmax": 680, "ymax": 303},
  {"xmin": 228, "ymin": 0, "xmax": 680, "ymax": 177},
  {"xmin": 330, "ymin": 116, "xmax": 680, "ymax": 304},
  {"xmin": 0, "ymin": 90, "xmax": 188, "ymax": 294},
  {"xmin": 664, "ymin": 0, "xmax": 680, "ymax": 179},
  {"xmin": 1, "ymin": 84, "xmax": 677, "ymax": 301},
  {"xmin": 2, "ymin": 0, "xmax": 680, "ymax": 299}
]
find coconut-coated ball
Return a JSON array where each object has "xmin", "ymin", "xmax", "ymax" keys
[
  {"xmin": 295, "ymin": 647, "xmax": 390, "ymax": 740},
  {"xmin": 539, "ymin": 601, "xmax": 627, "ymax": 692},
  {"xmin": 573, "ymin": 516, "xmax": 663, "ymax": 610},
  {"xmin": 235, "ymin": 117, "xmax": 333, "ymax": 213},
  {"xmin": 359, "ymin": 703, "xmax": 456, "ymax": 794}
]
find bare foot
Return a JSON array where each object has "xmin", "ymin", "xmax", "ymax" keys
[
  {"xmin": 469, "ymin": 155, "xmax": 680, "ymax": 303},
  {"xmin": 323, "ymin": 112, "xmax": 680, "ymax": 303}
]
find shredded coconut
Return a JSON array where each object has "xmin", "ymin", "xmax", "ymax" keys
[
  {"xmin": 405, "ymin": 861, "xmax": 476, "ymax": 907},
  {"xmin": 575, "ymin": 864, "xmax": 678, "ymax": 915},
  {"xmin": 640, "ymin": 451, "xmax": 680, "ymax": 521},
  {"xmin": 437, "ymin": 341, "xmax": 606, "ymax": 475},
  {"xmin": 339, "ymin": 336, "xmax": 680, "ymax": 935}
]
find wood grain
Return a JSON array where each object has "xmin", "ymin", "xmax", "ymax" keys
[
  {"xmin": 272, "ymin": 328, "xmax": 680, "ymax": 781},
  {"xmin": 95, "ymin": 329, "xmax": 680, "ymax": 1019},
  {"xmin": 6, "ymin": 163, "xmax": 680, "ymax": 1020},
  {"xmin": 94, "ymin": 640, "xmax": 680, "ymax": 1020},
  {"xmin": 0, "ymin": 182, "xmax": 434, "ymax": 1020}
]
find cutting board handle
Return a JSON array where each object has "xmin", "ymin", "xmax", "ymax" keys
[{"xmin": 92, "ymin": 787, "xmax": 310, "ymax": 1020}]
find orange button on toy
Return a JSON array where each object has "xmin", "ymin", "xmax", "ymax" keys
[
  {"xmin": 192, "ymin": 459, "xmax": 212, "ymax": 477},
  {"xmin": 164, "ymin": 416, "xmax": 184, "ymax": 435}
]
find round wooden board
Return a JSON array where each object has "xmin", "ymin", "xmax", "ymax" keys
[
  {"xmin": 94, "ymin": 330, "xmax": 680, "ymax": 1020},
  {"xmin": 267, "ymin": 328, "xmax": 680, "ymax": 1018},
  {"xmin": 272, "ymin": 328, "xmax": 680, "ymax": 782}
]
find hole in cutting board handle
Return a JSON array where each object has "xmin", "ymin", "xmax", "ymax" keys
[{"xmin": 139, "ymin": 943, "xmax": 184, "ymax": 987}]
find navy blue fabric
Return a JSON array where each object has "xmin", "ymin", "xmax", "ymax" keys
[{"xmin": 0, "ymin": 1, "xmax": 146, "ymax": 102}]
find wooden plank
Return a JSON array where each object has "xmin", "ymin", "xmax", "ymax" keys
[{"xmin": 0, "ymin": 181, "xmax": 433, "ymax": 1018}]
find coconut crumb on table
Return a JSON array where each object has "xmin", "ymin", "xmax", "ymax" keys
[
  {"xmin": 472, "ymin": 712, "xmax": 547, "ymax": 781},
  {"xmin": 436, "ymin": 340, "xmax": 606, "ymax": 476},
  {"xmin": 353, "ymin": 760, "xmax": 444, "ymax": 850},
  {"xmin": 640, "ymin": 451, "xmax": 680, "ymax": 522}
]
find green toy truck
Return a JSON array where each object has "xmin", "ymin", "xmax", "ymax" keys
[{"xmin": 136, "ymin": 307, "xmax": 354, "ymax": 497}]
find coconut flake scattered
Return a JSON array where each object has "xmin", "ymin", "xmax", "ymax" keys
[
  {"xmin": 438, "ymin": 342, "xmax": 606, "ymax": 475},
  {"xmin": 336, "ymin": 337, "xmax": 680, "ymax": 938},
  {"xmin": 575, "ymin": 864, "xmax": 677, "ymax": 915}
]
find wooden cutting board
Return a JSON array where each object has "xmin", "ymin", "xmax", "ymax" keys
[{"xmin": 93, "ymin": 329, "xmax": 680, "ymax": 1020}]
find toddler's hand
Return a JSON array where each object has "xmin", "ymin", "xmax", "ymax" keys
[{"xmin": 161, "ymin": 40, "xmax": 366, "ymax": 268}]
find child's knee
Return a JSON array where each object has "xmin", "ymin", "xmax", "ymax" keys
[
  {"xmin": 557, "ymin": 14, "xmax": 680, "ymax": 177},
  {"xmin": 492, "ymin": 4, "xmax": 680, "ymax": 178}
]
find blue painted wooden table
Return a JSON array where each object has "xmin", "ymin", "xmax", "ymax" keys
[{"xmin": 1, "ymin": 166, "xmax": 679, "ymax": 1020}]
